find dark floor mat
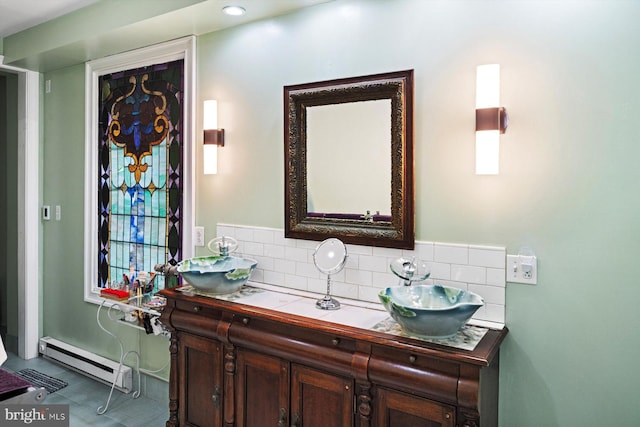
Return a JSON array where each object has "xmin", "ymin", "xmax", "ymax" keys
[
  {"xmin": 14, "ymin": 368, "xmax": 68, "ymax": 394},
  {"xmin": 0, "ymin": 368, "xmax": 32, "ymax": 397}
]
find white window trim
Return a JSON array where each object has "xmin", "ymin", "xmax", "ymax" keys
[{"xmin": 83, "ymin": 36, "xmax": 196, "ymax": 305}]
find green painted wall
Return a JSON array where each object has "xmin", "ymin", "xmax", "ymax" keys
[{"xmin": 37, "ymin": 0, "xmax": 640, "ymax": 425}]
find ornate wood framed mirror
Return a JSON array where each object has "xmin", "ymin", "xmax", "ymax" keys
[{"xmin": 284, "ymin": 70, "xmax": 414, "ymax": 249}]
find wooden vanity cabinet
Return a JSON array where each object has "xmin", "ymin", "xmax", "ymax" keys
[
  {"xmin": 160, "ymin": 289, "xmax": 507, "ymax": 427},
  {"xmin": 234, "ymin": 349, "xmax": 287, "ymax": 427},
  {"xmin": 178, "ymin": 334, "xmax": 223, "ymax": 427},
  {"xmin": 375, "ymin": 387, "xmax": 455, "ymax": 427},
  {"xmin": 290, "ymin": 363, "xmax": 354, "ymax": 427},
  {"xmin": 235, "ymin": 349, "xmax": 353, "ymax": 427}
]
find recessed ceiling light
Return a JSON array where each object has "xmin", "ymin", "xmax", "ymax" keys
[{"xmin": 222, "ymin": 5, "xmax": 246, "ymax": 16}]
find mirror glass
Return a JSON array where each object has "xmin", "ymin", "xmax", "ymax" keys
[
  {"xmin": 307, "ymin": 100, "xmax": 391, "ymax": 216},
  {"xmin": 284, "ymin": 70, "xmax": 414, "ymax": 249},
  {"xmin": 313, "ymin": 238, "xmax": 347, "ymax": 310}
]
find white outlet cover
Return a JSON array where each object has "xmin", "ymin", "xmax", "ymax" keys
[
  {"xmin": 507, "ymin": 254, "xmax": 537, "ymax": 285},
  {"xmin": 194, "ymin": 226, "xmax": 205, "ymax": 247}
]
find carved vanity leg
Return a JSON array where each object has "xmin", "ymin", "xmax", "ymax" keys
[
  {"xmin": 166, "ymin": 334, "xmax": 179, "ymax": 427},
  {"xmin": 223, "ymin": 344, "xmax": 236, "ymax": 427},
  {"xmin": 458, "ymin": 364, "xmax": 481, "ymax": 427},
  {"xmin": 458, "ymin": 409, "xmax": 480, "ymax": 427},
  {"xmin": 356, "ymin": 381, "xmax": 373, "ymax": 427},
  {"xmin": 352, "ymin": 345, "xmax": 372, "ymax": 427}
]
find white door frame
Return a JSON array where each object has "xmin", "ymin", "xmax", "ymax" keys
[{"xmin": 2, "ymin": 63, "xmax": 40, "ymax": 359}]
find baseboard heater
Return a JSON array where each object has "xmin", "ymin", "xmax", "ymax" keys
[{"xmin": 38, "ymin": 336, "xmax": 132, "ymax": 393}]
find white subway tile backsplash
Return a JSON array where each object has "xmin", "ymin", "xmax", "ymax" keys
[
  {"xmin": 451, "ymin": 265, "xmax": 486, "ymax": 284},
  {"xmin": 274, "ymin": 258, "xmax": 296, "ymax": 274},
  {"xmin": 263, "ymin": 270, "xmax": 285, "ymax": 286},
  {"xmin": 359, "ymin": 255, "xmax": 388, "ymax": 273},
  {"xmin": 372, "ymin": 246, "xmax": 403, "ymax": 257},
  {"xmin": 476, "ymin": 303, "xmax": 505, "ymax": 324},
  {"xmin": 346, "ymin": 244, "xmax": 373, "ymax": 256},
  {"xmin": 372, "ymin": 271, "xmax": 398, "ymax": 288},
  {"xmin": 218, "ymin": 224, "xmax": 506, "ymax": 326},
  {"xmin": 469, "ymin": 246, "xmax": 505, "ymax": 268},
  {"xmin": 345, "ymin": 268, "xmax": 372, "ymax": 286},
  {"xmin": 264, "ymin": 243, "xmax": 285, "ymax": 259},
  {"xmin": 296, "ymin": 261, "xmax": 321, "ymax": 279},
  {"xmin": 285, "ymin": 246, "xmax": 308, "ymax": 263},
  {"xmin": 252, "ymin": 255, "xmax": 274, "ymax": 272},
  {"xmin": 243, "ymin": 241, "xmax": 264, "ymax": 257},
  {"xmin": 486, "ymin": 267, "xmax": 506, "ymax": 287},
  {"xmin": 434, "ymin": 243, "xmax": 469, "ymax": 264},
  {"xmin": 334, "ymin": 282, "xmax": 359, "ymax": 299},
  {"xmin": 254, "ymin": 228, "xmax": 275, "ymax": 244},
  {"xmin": 358, "ymin": 286, "xmax": 382, "ymax": 303},
  {"xmin": 411, "ymin": 241, "xmax": 435, "ymax": 261},
  {"xmin": 469, "ymin": 284, "xmax": 506, "ymax": 305},
  {"xmin": 285, "ymin": 273, "xmax": 307, "ymax": 290},
  {"xmin": 250, "ymin": 269, "xmax": 264, "ymax": 283},
  {"xmin": 296, "ymin": 239, "xmax": 320, "ymax": 250},
  {"xmin": 345, "ymin": 254, "xmax": 359, "ymax": 270},
  {"xmin": 307, "ymin": 278, "xmax": 326, "ymax": 294},
  {"xmin": 429, "ymin": 262, "xmax": 451, "ymax": 280},
  {"xmin": 235, "ymin": 227, "xmax": 254, "ymax": 242}
]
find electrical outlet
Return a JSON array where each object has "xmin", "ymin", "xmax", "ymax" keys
[
  {"xmin": 507, "ymin": 254, "xmax": 537, "ymax": 285},
  {"xmin": 194, "ymin": 226, "xmax": 205, "ymax": 247}
]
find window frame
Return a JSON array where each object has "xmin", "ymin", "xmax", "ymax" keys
[{"xmin": 83, "ymin": 36, "xmax": 196, "ymax": 305}]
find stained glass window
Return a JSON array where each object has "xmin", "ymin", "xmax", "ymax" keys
[{"xmin": 97, "ymin": 59, "xmax": 184, "ymax": 290}]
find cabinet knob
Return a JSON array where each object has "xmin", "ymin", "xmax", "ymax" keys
[
  {"xmin": 211, "ymin": 385, "xmax": 220, "ymax": 409},
  {"xmin": 242, "ymin": 317, "xmax": 250, "ymax": 325},
  {"xmin": 445, "ymin": 412, "xmax": 451, "ymax": 419},
  {"xmin": 277, "ymin": 407, "xmax": 286, "ymax": 427},
  {"xmin": 332, "ymin": 338, "xmax": 340, "ymax": 346},
  {"xmin": 193, "ymin": 306, "xmax": 201, "ymax": 312},
  {"xmin": 409, "ymin": 355, "xmax": 417, "ymax": 364},
  {"xmin": 291, "ymin": 413, "xmax": 300, "ymax": 427}
]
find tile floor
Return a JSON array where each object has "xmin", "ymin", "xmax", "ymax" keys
[{"xmin": 3, "ymin": 352, "xmax": 169, "ymax": 426}]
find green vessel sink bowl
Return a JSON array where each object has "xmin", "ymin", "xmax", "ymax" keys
[
  {"xmin": 379, "ymin": 285, "xmax": 484, "ymax": 338},
  {"xmin": 177, "ymin": 255, "xmax": 257, "ymax": 294}
]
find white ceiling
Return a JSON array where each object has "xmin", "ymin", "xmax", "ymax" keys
[
  {"xmin": 0, "ymin": 0, "xmax": 100, "ymax": 37},
  {"xmin": 0, "ymin": 0, "xmax": 332, "ymax": 38},
  {"xmin": 0, "ymin": 0, "xmax": 333, "ymax": 70}
]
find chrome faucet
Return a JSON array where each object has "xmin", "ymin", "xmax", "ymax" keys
[
  {"xmin": 218, "ymin": 236, "xmax": 230, "ymax": 257},
  {"xmin": 401, "ymin": 257, "xmax": 417, "ymax": 286},
  {"xmin": 390, "ymin": 256, "xmax": 430, "ymax": 286}
]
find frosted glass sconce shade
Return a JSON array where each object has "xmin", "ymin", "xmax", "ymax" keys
[
  {"xmin": 475, "ymin": 64, "xmax": 508, "ymax": 175},
  {"xmin": 203, "ymin": 100, "xmax": 225, "ymax": 175}
]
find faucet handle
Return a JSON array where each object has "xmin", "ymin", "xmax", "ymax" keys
[{"xmin": 207, "ymin": 236, "xmax": 238, "ymax": 256}]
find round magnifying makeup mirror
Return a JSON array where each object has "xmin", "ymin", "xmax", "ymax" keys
[{"xmin": 313, "ymin": 238, "xmax": 347, "ymax": 310}]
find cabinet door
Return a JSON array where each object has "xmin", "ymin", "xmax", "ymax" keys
[
  {"xmin": 236, "ymin": 348, "xmax": 289, "ymax": 427},
  {"xmin": 375, "ymin": 387, "xmax": 455, "ymax": 427},
  {"xmin": 291, "ymin": 364, "xmax": 354, "ymax": 427},
  {"xmin": 178, "ymin": 334, "xmax": 223, "ymax": 427}
]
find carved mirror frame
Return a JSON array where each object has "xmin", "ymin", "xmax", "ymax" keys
[{"xmin": 284, "ymin": 70, "xmax": 414, "ymax": 249}]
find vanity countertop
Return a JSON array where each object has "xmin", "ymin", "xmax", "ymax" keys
[{"xmin": 161, "ymin": 281, "xmax": 507, "ymax": 364}]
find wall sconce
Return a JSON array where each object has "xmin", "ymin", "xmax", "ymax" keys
[
  {"xmin": 475, "ymin": 64, "xmax": 508, "ymax": 175},
  {"xmin": 203, "ymin": 100, "xmax": 225, "ymax": 175}
]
